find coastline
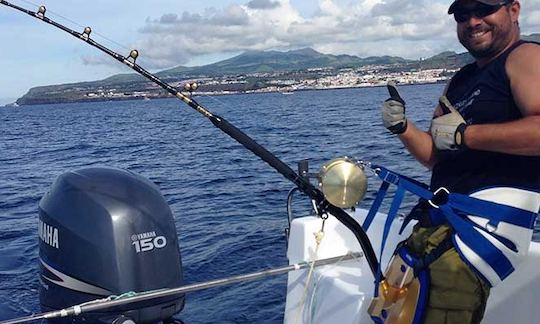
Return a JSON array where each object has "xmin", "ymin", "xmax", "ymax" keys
[{"xmin": 10, "ymin": 80, "xmax": 447, "ymax": 107}]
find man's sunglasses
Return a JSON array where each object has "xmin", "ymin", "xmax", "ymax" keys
[{"xmin": 453, "ymin": 1, "xmax": 513, "ymax": 23}]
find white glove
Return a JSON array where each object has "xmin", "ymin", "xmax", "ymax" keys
[
  {"xmin": 431, "ymin": 96, "xmax": 468, "ymax": 150},
  {"xmin": 382, "ymin": 82, "xmax": 407, "ymax": 134}
]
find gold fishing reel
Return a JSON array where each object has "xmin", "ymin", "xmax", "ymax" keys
[{"xmin": 317, "ymin": 157, "xmax": 368, "ymax": 208}]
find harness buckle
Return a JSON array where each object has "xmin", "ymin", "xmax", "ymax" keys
[
  {"xmin": 428, "ymin": 187, "xmax": 450, "ymax": 209},
  {"xmin": 486, "ymin": 222, "xmax": 498, "ymax": 233},
  {"xmin": 382, "ymin": 171, "xmax": 399, "ymax": 185}
]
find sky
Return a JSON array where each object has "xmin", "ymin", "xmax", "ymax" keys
[{"xmin": 1, "ymin": 0, "xmax": 539, "ymax": 103}]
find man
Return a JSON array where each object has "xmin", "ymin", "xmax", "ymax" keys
[{"xmin": 382, "ymin": 0, "xmax": 540, "ymax": 323}]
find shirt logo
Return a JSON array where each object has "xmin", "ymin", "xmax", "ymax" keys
[{"xmin": 454, "ymin": 89, "xmax": 481, "ymax": 112}]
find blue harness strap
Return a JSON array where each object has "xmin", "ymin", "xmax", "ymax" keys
[
  {"xmin": 439, "ymin": 204, "xmax": 515, "ymax": 280},
  {"xmin": 363, "ymin": 167, "xmax": 431, "ymax": 233},
  {"xmin": 373, "ymin": 186, "xmax": 405, "ymax": 297},
  {"xmin": 449, "ymin": 193, "xmax": 536, "ymax": 229},
  {"xmin": 366, "ymin": 165, "xmax": 537, "ymax": 288},
  {"xmin": 363, "ymin": 181, "xmax": 390, "ymax": 230}
]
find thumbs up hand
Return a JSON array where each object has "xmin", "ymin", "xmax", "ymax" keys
[
  {"xmin": 382, "ymin": 82, "xmax": 408, "ymax": 134},
  {"xmin": 431, "ymin": 96, "xmax": 468, "ymax": 150}
]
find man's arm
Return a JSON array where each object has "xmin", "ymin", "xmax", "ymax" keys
[
  {"xmin": 397, "ymin": 90, "xmax": 450, "ymax": 169},
  {"xmin": 463, "ymin": 43, "xmax": 540, "ymax": 156},
  {"xmin": 382, "ymin": 83, "xmax": 443, "ymax": 169},
  {"xmin": 397, "ymin": 121, "xmax": 437, "ymax": 169}
]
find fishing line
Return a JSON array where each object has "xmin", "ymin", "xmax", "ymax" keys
[
  {"xmin": 197, "ymin": 94, "xmax": 235, "ymax": 113},
  {"xmin": 195, "ymin": 92, "xmax": 289, "ymax": 132},
  {"xmin": 13, "ymin": 0, "xmax": 165, "ymax": 72},
  {"xmin": 15, "ymin": 0, "xmax": 132, "ymax": 52}
]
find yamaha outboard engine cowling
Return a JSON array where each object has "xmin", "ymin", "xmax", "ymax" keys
[{"xmin": 38, "ymin": 167, "xmax": 184, "ymax": 323}]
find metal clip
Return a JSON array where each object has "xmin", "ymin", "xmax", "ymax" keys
[
  {"xmin": 311, "ymin": 199, "xmax": 320, "ymax": 216},
  {"xmin": 428, "ymin": 187, "xmax": 450, "ymax": 209},
  {"xmin": 485, "ymin": 222, "xmax": 498, "ymax": 233},
  {"xmin": 356, "ymin": 160, "xmax": 371, "ymax": 171}
]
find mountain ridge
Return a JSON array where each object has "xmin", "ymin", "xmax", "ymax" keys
[
  {"xmin": 10, "ymin": 48, "xmax": 468, "ymax": 105},
  {"xmin": 15, "ymin": 33, "xmax": 540, "ymax": 105}
]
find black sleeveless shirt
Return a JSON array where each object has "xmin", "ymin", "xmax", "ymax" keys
[{"xmin": 430, "ymin": 40, "xmax": 540, "ymax": 194}]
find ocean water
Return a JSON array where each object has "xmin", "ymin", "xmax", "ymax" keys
[{"xmin": 1, "ymin": 84, "xmax": 534, "ymax": 323}]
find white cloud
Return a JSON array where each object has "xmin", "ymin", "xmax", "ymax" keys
[
  {"xmin": 246, "ymin": 0, "xmax": 281, "ymax": 10},
  {"xmin": 82, "ymin": 0, "xmax": 539, "ymax": 70},
  {"xmin": 521, "ymin": 0, "xmax": 540, "ymax": 31}
]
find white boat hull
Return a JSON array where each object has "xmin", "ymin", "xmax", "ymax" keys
[{"xmin": 285, "ymin": 209, "xmax": 540, "ymax": 323}]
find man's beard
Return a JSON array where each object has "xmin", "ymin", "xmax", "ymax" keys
[{"xmin": 459, "ymin": 23, "xmax": 514, "ymax": 59}]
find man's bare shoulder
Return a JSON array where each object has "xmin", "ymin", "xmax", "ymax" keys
[
  {"xmin": 507, "ymin": 42, "xmax": 540, "ymax": 74},
  {"xmin": 507, "ymin": 42, "xmax": 540, "ymax": 116}
]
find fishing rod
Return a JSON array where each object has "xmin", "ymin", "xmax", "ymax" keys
[
  {"xmin": 0, "ymin": 253, "xmax": 363, "ymax": 324},
  {"xmin": 0, "ymin": 1, "xmax": 379, "ymax": 276}
]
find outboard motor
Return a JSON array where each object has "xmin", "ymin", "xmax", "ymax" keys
[{"xmin": 38, "ymin": 167, "xmax": 184, "ymax": 323}]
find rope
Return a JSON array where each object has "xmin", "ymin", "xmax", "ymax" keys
[
  {"xmin": 308, "ymin": 253, "xmax": 357, "ymax": 323},
  {"xmin": 66, "ymin": 291, "xmax": 138, "ymax": 313},
  {"xmin": 293, "ymin": 218, "xmax": 326, "ymax": 324},
  {"xmin": 110, "ymin": 291, "xmax": 138, "ymax": 300}
]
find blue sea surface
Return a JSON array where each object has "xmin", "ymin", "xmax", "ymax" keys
[{"xmin": 1, "ymin": 85, "xmax": 536, "ymax": 323}]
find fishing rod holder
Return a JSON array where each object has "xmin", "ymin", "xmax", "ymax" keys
[
  {"xmin": 285, "ymin": 160, "xmax": 320, "ymax": 241},
  {"xmin": 298, "ymin": 159, "xmax": 318, "ymax": 180}
]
